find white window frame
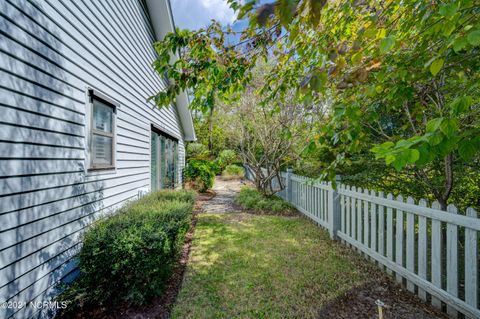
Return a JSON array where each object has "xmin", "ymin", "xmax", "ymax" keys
[{"xmin": 84, "ymin": 88, "xmax": 119, "ymax": 174}]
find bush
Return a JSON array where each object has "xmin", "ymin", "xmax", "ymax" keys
[
  {"xmin": 59, "ymin": 190, "xmax": 195, "ymax": 308},
  {"xmin": 222, "ymin": 164, "xmax": 245, "ymax": 179},
  {"xmin": 235, "ymin": 187, "xmax": 294, "ymax": 214},
  {"xmin": 186, "ymin": 143, "xmax": 210, "ymax": 160},
  {"xmin": 142, "ymin": 189, "xmax": 196, "ymax": 204},
  {"xmin": 184, "ymin": 159, "xmax": 216, "ymax": 192},
  {"xmin": 216, "ymin": 149, "xmax": 238, "ymax": 171}
]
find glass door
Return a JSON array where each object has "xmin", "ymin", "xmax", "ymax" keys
[{"xmin": 151, "ymin": 129, "xmax": 179, "ymax": 190}]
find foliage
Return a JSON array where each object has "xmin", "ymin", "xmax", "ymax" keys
[
  {"xmin": 227, "ymin": 63, "xmax": 324, "ymax": 196},
  {"xmin": 192, "ymin": 114, "xmax": 228, "ymax": 156},
  {"xmin": 58, "ymin": 190, "xmax": 195, "ymax": 309},
  {"xmin": 184, "ymin": 159, "xmax": 216, "ymax": 192},
  {"xmin": 145, "ymin": 189, "xmax": 197, "ymax": 204},
  {"xmin": 217, "ymin": 149, "xmax": 238, "ymax": 171},
  {"xmin": 222, "ymin": 164, "xmax": 245, "ymax": 179},
  {"xmin": 151, "ymin": 0, "xmax": 480, "ymax": 209},
  {"xmin": 236, "ymin": 187, "xmax": 293, "ymax": 213},
  {"xmin": 171, "ymin": 213, "xmax": 377, "ymax": 318},
  {"xmin": 186, "ymin": 142, "xmax": 210, "ymax": 160}
]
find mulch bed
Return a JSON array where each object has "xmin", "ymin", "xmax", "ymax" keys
[
  {"xmin": 59, "ymin": 193, "xmax": 209, "ymax": 319},
  {"xmin": 318, "ymin": 277, "xmax": 448, "ymax": 319}
]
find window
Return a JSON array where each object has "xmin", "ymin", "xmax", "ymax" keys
[{"xmin": 87, "ymin": 89, "xmax": 117, "ymax": 170}]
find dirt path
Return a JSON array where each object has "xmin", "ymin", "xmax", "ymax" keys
[{"xmin": 200, "ymin": 177, "xmax": 250, "ymax": 213}]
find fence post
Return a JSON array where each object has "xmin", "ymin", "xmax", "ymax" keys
[
  {"xmin": 285, "ymin": 168, "xmax": 293, "ymax": 202},
  {"xmin": 328, "ymin": 175, "xmax": 341, "ymax": 240}
]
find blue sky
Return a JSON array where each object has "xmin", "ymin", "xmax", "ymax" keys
[{"xmin": 170, "ymin": 0, "xmax": 239, "ymax": 30}]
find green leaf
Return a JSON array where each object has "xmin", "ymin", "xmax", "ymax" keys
[
  {"xmin": 439, "ymin": 118, "xmax": 458, "ymax": 137},
  {"xmin": 416, "ymin": 144, "xmax": 433, "ymax": 166},
  {"xmin": 428, "ymin": 133, "xmax": 444, "ymax": 146},
  {"xmin": 426, "ymin": 117, "xmax": 443, "ymax": 133},
  {"xmin": 392, "ymin": 155, "xmax": 407, "ymax": 171},
  {"xmin": 439, "ymin": 3, "xmax": 458, "ymax": 17},
  {"xmin": 385, "ymin": 154, "xmax": 396, "ymax": 165},
  {"xmin": 452, "ymin": 37, "xmax": 468, "ymax": 52},
  {"xmin": 278, "ymin": 0, "xmax": 296, "ymax": 27},
  {"xmin": 379, "ymin": 36, "xmax": 395, "ymax": 53},
  {"xmin": 442, "ymin": 21, "xmax": 456, "ymax": 37},
  {"xmin": 351, "ymin": 51, "xmax": 362, "ymax": 64},
  {"xmin": 381, "ymin": 141, "xmax": 395, "ymax": 149},
  {"xmin": 450, "ymin": 96, "xmax": 472, "ymax": 115},
  {"xmin": 310, "ymin": 71, "xmax": 328, "ymax": 92},
  {"xmin": 407, "ymin": 149, "xmax": 420, "ymax": 164},
  {"xmin": 467, "ymin": 30, "xmax": 480, "ymax": 46},
  {"xmin": 458, "ymin": 139, "xmax": 476, "ymax": 160},
  {"xmin": 376, "ymin": 28, "xmax": 386, "ymax": 39},
  {"xmin": 429, "ymin": 58, "xmax": 444, "ymax": 76}
]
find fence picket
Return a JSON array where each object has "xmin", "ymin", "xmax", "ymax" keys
[
  {"xmin": 318, "ymin": 187, "xmax": 322, "ymax": 221},
  {"xmin": 446, "ymin": 204, "xmax": 458, "ymax": 318},
  {"xmin": 325, "ymin": 189, "xmax": 328, "ymax": 222},
  {"xmin": 431, "ymin": 201, "xmax": 443, "ymax": 309},
  {"xmin": 418, "ymin": 199, "xmax": 428, "ymax": 301},
  {"xmin": 324, "ymin": 188, "xmax": 328, "ymax": 222},
  {"xmin": 395, "ymin": 195, "xmax": 404, "ymax": 284},
  {"xmin": 352, "ymin": 187, "xmax": 357, "ymax": 240},
  {"xmin": 357, "ymin": 188, "xmax": 363, "ymax": 243},
  {"xmin": 386, "ymin": 193, "xmax": 394, "ymax": 275},
  {"xmin": 465, "ymin": 207, "xmax": 478, "ymax": 318},
  {"xmin": 341, "ymin": 191, "xmax": 346, "ymax": 233},
  {"xmin": 364, "ymin": 189, "xmax": 369, "ymax": 246},
  {"xmin": 406, "ymin": 196, "xmax": 415, "ymax": 293},
  {"xmin": 371, "ymin": 190, "xmax": 377, "ymax": 252},
  {"xmin": 378, "ymin": 191, "xmax": 385, "ymax": 257},
  {"xmin": 346, "ymin": 187, "xmax": 351, "ymax": 237}
]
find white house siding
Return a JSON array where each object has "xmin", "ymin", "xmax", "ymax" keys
[{"xmin": 0, "ymin": 0, "xmax": 186, "ymax": 318}]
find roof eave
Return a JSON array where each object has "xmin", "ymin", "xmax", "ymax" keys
[{"xmin": 145, "ymin": 0, "xmax": 196, "ymax": 142}]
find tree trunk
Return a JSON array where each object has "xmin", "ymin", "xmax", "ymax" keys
[
  {"xmin": 208, "ymin": 107, "xmax": 214, "ymax": 152},
  {"xmin": 439, "ymin": 153, "xmax": 454, "ymax": 211}
]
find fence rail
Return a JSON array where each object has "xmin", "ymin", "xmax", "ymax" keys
[{"xmin": 244, "ymin": 166, "xmax": 479, "ymax": 318}]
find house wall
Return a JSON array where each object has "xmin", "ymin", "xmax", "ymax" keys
[{"xmin": 0, "ymin": 0, "xmax": 186, "ymax": 318}]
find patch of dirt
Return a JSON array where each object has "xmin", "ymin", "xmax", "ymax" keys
[{"xmin": 318, "ymin": 278, "xmax": 448, "ymax": 319}]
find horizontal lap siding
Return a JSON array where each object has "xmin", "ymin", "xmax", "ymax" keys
[{"xmin": 0, "ymin": 0, "xmax": 186, "ymax": 318}]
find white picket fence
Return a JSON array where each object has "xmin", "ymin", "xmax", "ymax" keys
[{"xmin": 244, "ymin": 167, "xmax": 480, "ymax": 318}]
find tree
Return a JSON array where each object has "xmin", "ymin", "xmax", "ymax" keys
[
  {"xmin": 151, "ymin": 0, "xmax": 480, "ymax": 209},
  {"xmin": 221, "ymin": 63, "xmax": 325, "ymax": 196}
]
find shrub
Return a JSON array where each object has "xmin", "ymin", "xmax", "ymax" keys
[
  {"xmin": 235, "ymin": 187, "xmax": 294, "ymax": 214},
  {"xmin": 186, "ymin": 143, "xmax": 210, "ymax": 160},
  {"xmin": 184, "ymin": 159, "xmax": 216, "ymax": 192},
  {"xmin": 216, "ymin": 149, "xmax": 238, "ymax": 171},
  {"xmin": 59, "ymin": 190, "xmax": 195, "ymax": 309},
  {"xmin": 222, "ymin": 164, "xmax": 245, "ymax": 179},
  {"xmin": 141, "ymin": 189, "xmax": 196, "ymax": 204}
]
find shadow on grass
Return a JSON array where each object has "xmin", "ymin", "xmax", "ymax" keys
[{"xmin": 171, "ymin": 213, "xmax": 377, "ymax": 319}]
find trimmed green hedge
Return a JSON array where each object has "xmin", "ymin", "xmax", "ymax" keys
[{"xmin": 60, "ymin": 190, "xmax": 196, "ymax": 308}]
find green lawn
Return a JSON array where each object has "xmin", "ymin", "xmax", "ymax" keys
[{"xmin": 171, "ymin": 213, "xmax": 376, "ymax": 319}]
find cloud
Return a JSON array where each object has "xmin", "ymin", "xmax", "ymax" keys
[{"xmin": 170, "ymin": 0, "xmax": 238, "ymax": 30}]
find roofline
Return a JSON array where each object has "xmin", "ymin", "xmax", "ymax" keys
[{"xmin": 145, "ymin": 0, "xmax": 196, "ymax": 142}]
